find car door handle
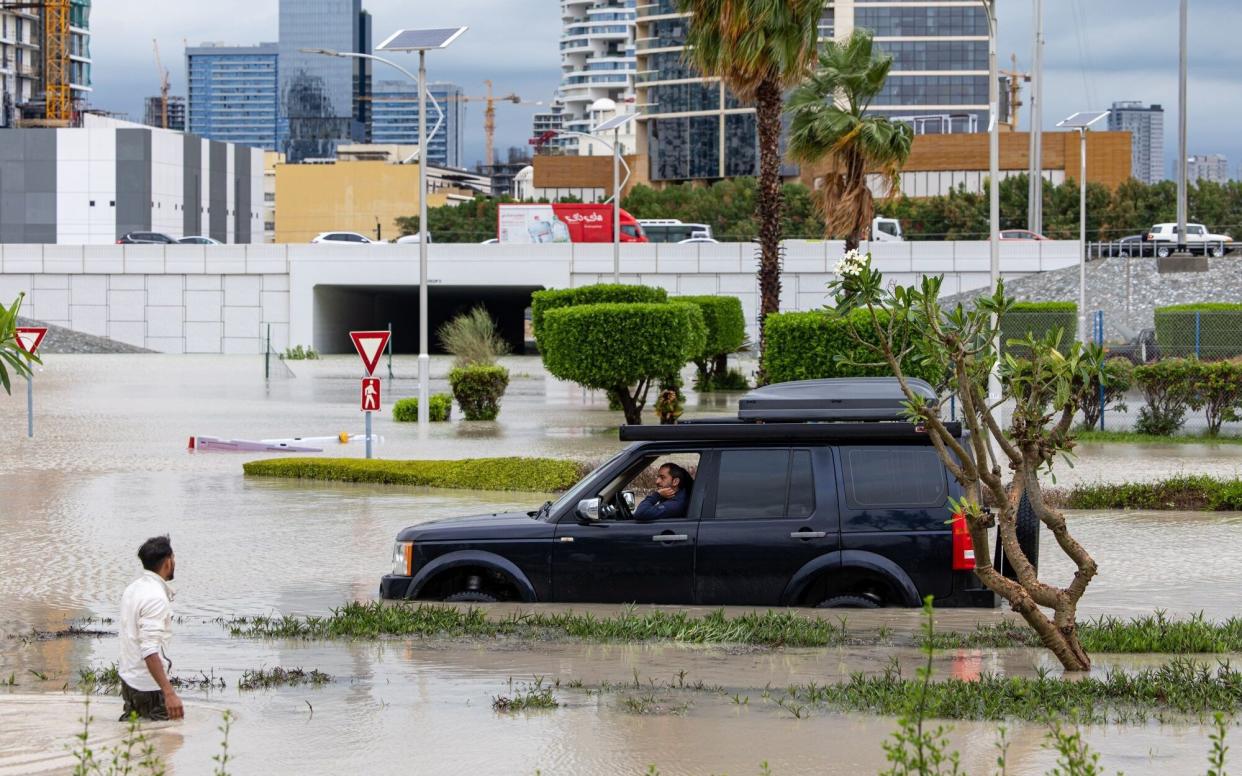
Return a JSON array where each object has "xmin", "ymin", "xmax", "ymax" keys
[
  {"xmin": 790, "ymin": 531, "xmax": 827, "ymax": 540},
  {"xmin": 652, "ymin": 533, "xmax": 689, "ymax": 543}
]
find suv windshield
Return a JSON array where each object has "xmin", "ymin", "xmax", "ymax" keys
[{"xmin": 543, "ymin": 448, "xmax": 629, "ymax": 520}]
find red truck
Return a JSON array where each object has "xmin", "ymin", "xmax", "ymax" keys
[{"xmin": 497, "ymin": 203, "xmax": 648, "ymax": 244}]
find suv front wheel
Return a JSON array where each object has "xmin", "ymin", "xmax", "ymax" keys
[{"xmin": 815, "ymin": 594, "xmax": 880, "ymax": 609}]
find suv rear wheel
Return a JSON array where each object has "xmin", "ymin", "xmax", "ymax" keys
[
  {"xmin": 815, "ymin": 594, "xmax": 880, "ymax": 609},
  {"xmin": 1156, "ymin": 245, "xmax": 1172, "ymax": 258},
  {"xmin": 444, "ymin": 591, "xmax": 498, "ymax": 603}
]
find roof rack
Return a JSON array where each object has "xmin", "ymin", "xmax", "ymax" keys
[
  {"xmin": 619, "ymin": 378, "xmax": 952, "ymax": 442},
  {"xmin": 738, "ymin": 377, "xmax": 934, "ymax": 422}
]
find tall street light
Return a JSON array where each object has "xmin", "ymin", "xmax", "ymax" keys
[
  {"xmin": 983, "ymin": 0, "xmax": 1000, "ymax": 406},
  {"xmin": 375, "ymin": 27, "xmax": 466, "ymax": 431},
  {"xmin": 1027, "ymin": 0, "xmax": 1045, "ymax": 234},
  {"xmin": 1176, "ymin": 0, "xmax": 1189, "ymax": 253},
  {"xmin": 302, "ymin": 31, "xmax": 465, "ymax": 434},
  {"xmin": 552, "ymin": 116, "xmax": 636, "ymax": 284},
  {"xmin": 1057, "ymin": 110, "xmax": 1109, "ymax": 343}
]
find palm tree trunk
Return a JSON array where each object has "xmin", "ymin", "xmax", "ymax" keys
[{"xmin": 754, "ymin": 76, "xmax": 785, "ymax": 385}]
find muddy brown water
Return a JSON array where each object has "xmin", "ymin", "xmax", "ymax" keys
[{"xmin": 2, "ymin": 355, "xmax": 1242, "ymax": 774}]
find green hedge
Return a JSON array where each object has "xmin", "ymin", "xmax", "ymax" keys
[
  {"xmin": 392, "ymin": 394, "xmax": 452, "ymax": 422},
  {"xmin": 531, "ymin": 284, "xmax": 668, "ymax": 341},
  {"xmin": 540, "ymin": 302, "xmax": 706, "ymax": 390},
  {"xmin": 449, "ymin": 365, "xmax": 510, "ymax": 421},
  {"xmin": 1065, "ymin": 475, "xmax": 1242, "ymax": 511},
  {"xmin": 243, "ymin": 457, "xmax": 588, "ymax": 493},
  {"xmin": 762, "ymin": 309, "xmax": 943, "ymax": 384},
  {"xmin": 675, "ymin": 295, "xmax": 746, "ymax": 359},
  {"xmin": 1154, "ymin": 304, "xmax": 1242, "ymax": 360},
  {"xmin": 999, "ymin": 302, "xmax": 1078, "ymax": 354}
]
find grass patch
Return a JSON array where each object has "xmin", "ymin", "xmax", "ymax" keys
[
  {"xmin": 77, "ymin": 663, "xmax": 121, "ymax": 693},
  {"xmin": 227, "ymin": 602, "xmax": 851, "ymax": 646},
  {"xmin": 1077, "ymin": 430, "xmax": 1242, "ymax": 446},
  {"xmin": 492, "ymin": 677, "xmax": 559, "ymax": 712},
  {"xmin": 242, "ymin": 456, "xmax": 588, "ymax": 493},
  {"xmin": 1064, "ymin": 475, "xmax": 1242, "ymax": 511},
  {"xmin": 237, "ymin": 666, "xmax": 332, "ymax": 691},
  {"xmin": 228, "ymin": 602, "xmax": 1242, "ymax": 654},
  {"xmin": 789, "ymin": 657, "xmax": 1242, "ymax": 723}
]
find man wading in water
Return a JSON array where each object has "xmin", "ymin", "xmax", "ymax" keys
[{"xmin": 118, "ymin": 536, "xmax": 184, "ymax": 721}]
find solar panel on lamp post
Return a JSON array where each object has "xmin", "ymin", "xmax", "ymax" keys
[
  {"xmin": 593, "ymin": 111, "xmax": 636, "ymax": 284},
  {"xmin": 376, "ymin": 27, "xmax": 467, "ymax": 433},
  {"xmin": 1057, "ymin": 110, "xmax": 1110, "ymax": 343}
]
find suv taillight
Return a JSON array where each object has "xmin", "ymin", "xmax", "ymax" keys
[{"xmin": 951, "ymin": 512, "xmax": 976, "ymax": 571}]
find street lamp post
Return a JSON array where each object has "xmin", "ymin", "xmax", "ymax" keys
[
  {"xmin": 1176, "ymin": 0, "xmax": 1189, "ymax": 254},
  {"xmin": 553, "ymin": 114, "xmax": 635, "ymax": 283},
  {"xmin": 304, "ymin": 35, "xmax": 464, "ymax": 434},
  {"xmin": 1057, "ymin": 111, "xmax": 1109, "ymax": 343},
  {"xmin": 983, "ymin": 0, "xmax": 1001, "ymax": 406}
]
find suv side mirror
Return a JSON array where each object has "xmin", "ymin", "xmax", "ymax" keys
[
  {"xmin": 621, "ymin": 491, "xmax": 636, "ymax": 511},
  {"xmin": 576, "ymin": 498, "xmax": 601, "ymax": 523}
]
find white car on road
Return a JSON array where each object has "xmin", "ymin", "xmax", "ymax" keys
[
  {"xmin": 1146, "ymin": 223, "xmax": 1233, "ymax": 258},
  {"xmin": 312, "ymin": 231, "xmax": 374, "ymax": 245}
]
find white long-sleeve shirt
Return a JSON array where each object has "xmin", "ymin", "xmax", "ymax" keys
[{"xmin": 118, "ymin": 571, "xmax": 174, "ymax": 692}]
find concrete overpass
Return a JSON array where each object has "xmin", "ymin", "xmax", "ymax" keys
[{"xmin": 0, "ymin": 241, "xmax": 1082, "ymax": 354}]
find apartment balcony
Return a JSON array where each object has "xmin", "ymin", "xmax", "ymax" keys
[
  {"xmin": 635, "ymin": 1, "xmax": 685, "ymax": 19},
  {"xmin": 635, "ymin": 37, "xmax": 684, "ymax": 52}
]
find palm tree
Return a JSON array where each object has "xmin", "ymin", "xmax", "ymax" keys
[
  {"xmin": 786, "ymin": 30, "xmax": 914, "ymax": 251},
  {"xmin": 678, "ymin": 0, "xmax": 824, "ymax": 380}
]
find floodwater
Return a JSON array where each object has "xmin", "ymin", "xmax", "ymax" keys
[{"xmin": 2, "ymin": 355, "xmax": 1242, "ymax": 775}]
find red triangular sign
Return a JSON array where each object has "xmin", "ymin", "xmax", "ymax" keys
[
  {"xmin": 350, "ymin": 330, "xmax": 391, "ymax": 376},
  {"xmin": 14, "ymin": 327, "xmax": 48, "ymax": 355}
]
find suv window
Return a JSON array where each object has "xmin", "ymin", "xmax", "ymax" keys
[
  {"xmin": 713, "ymin": 449, "xmax": 815, "ymax": 519},
  {"xmin": 841, "ymin": 446, "xmax": 946, "ymax": 508},
  {"xmin": 1189, "ymin": 225, "xmax": 1205, "ymax": 236}
]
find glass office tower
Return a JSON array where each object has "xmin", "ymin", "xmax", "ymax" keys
[
  {"xmin": 277, "ymin": 0, "xmax": 371, "ymax": 161},
  {"xmin": 187, "ymin": 43, "xmax": 279, "ymax": 149},
  {"xmin": 371, "ymin": 80, "xmax": 464, "ymax": 168}
]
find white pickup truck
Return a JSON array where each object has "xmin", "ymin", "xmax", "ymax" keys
[{"xmin": 1146, "ymin": 223, "xmax": 1234, "ymax": 258}]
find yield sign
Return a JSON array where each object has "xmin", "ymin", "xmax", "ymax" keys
[
  {"xmin": 14, "ymin": 327, "xmax": 48, "ymax": 355},
  {"xmin": 350, "ymin": 330, "xmax": 390, "ymax": 376}
]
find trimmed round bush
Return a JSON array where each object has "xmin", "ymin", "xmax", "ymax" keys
[
  {"xmin": 392, "ymin": 394, "xmax": 452, "ymax": 423},
  {"xmin": 675, "ymin": 295, "xmax": 746, "ymax": 360},
  {"xmin": 540, "ymin": 301, "xmax": 706, "ymax": 424},
  {"xmin": 449, "ymin": 365, "xmax": 510, "ymax": 421},
  {"xmin": 762, "ymin": 309, "xmax": 942, "ymax": 384},
  {"xmin": 531, "ymin": 284, "xmax": 668, "ymax": 341},
  {"xmin": 541, "ymin": 302, "xmax": 706, "ymax": 389}
]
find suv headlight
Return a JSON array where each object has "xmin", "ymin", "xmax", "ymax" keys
[{"xmin": 392, "ymin": 541, "xmax": 414, "ymax": 576}]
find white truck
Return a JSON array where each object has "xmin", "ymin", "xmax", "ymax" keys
[
  {"xmin": 871, "ymin": 216, "xmax": 904, "ymax": 242},
  {"xmin": 1146, "ymin": 223, "xmax": 1234, "ymax": 258}
]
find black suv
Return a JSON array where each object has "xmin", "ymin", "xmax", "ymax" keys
[{"xmin": 380, "ymin": 378, "xmax": 1001, "ymax": 609}]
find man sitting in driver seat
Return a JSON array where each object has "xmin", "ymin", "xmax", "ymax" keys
[{"xmin": 634, "ymin": 463, "xmax": 692, "ymax": 520}]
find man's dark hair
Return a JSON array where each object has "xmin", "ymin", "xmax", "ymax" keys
[
  {"xmin": 137, "ymin": 536, "xmax": 174, "ymax": 572},
  {"xmin": 661, "ymin": 463, "xmax": 693, "ymax": 491}
]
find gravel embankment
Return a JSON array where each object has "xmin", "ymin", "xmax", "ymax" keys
[
  {"xmin": 14, "ymin": 316, "xmax": 153, "ymax": 354},
  {"xmin": 942, "ymin": 255, "xmax": 1242, "ymax": 339}
]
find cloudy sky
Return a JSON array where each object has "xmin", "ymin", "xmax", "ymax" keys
[{"xmin": 90, "ymin": 0, "xmax": 1239, "ymax": 176}]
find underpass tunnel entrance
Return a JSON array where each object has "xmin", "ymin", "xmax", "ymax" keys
[{"xmin": 314, "ymin": 285, "xmax": 544, "ymax": 355}]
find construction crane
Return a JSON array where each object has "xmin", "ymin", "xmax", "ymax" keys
[
  {"xmin": 0, "ymin": 0, "xmax": 71, "ymax": 122},
  {"xmin": 152, "ymin": 39, "xmax": 170, "ymax": 129},
  {"xmin": 363, "ymin": 83, "xmax": 542, "ymax": 168},
  {"xmin": 999, "ymin": 53, "xmax": 1030, "ymax": 131}
]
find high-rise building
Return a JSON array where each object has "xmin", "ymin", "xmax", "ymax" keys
[
  {"xmin": 1, "ymin": 0, "xmax": 91, "ymax": 127},
  {"xmin": 635, "ymin": 0, "xmax": 989, "ymax": 183},
  {"xmin": 187, "ymin": 42, "xmax": 280, "ymax": 150},
  {"xmin": 1107, "ymin": 101, "xmax": 1164, "ymax": 184},
  {"xmin": 530, "ymin": 99, "xmax": 565, "ymax": 151},
  {"xmin": 370, "ymin": 80, "xmax": 464, "ymax": 168},
  {"xmin": 1187, "ymin": 154, "xmax": 1229, "ymax": 184},
  {"xmin": 277, "ymin": 0, "xmax": 371, "ymax": 162},
  {"xmin": 534, "ymin": 0, "xmax": 637, "ymax": 156},
  {"xmin": 144, "ymin": 95, "xmax": 186, "ymax": 131}
]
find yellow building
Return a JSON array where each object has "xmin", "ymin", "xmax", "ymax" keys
[{"xmin": 274, "ymin": 146, "xmax": 489, "ymax": 243}]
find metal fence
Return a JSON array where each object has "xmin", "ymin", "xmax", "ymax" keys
[{"xmin": 1086, "ymin": 239, "xmax": 1234, "ymax": 260}]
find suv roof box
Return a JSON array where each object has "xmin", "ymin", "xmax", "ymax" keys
[{"xmin": 737, "ymin": 377, "xmax": 935, "ymax": 422}]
